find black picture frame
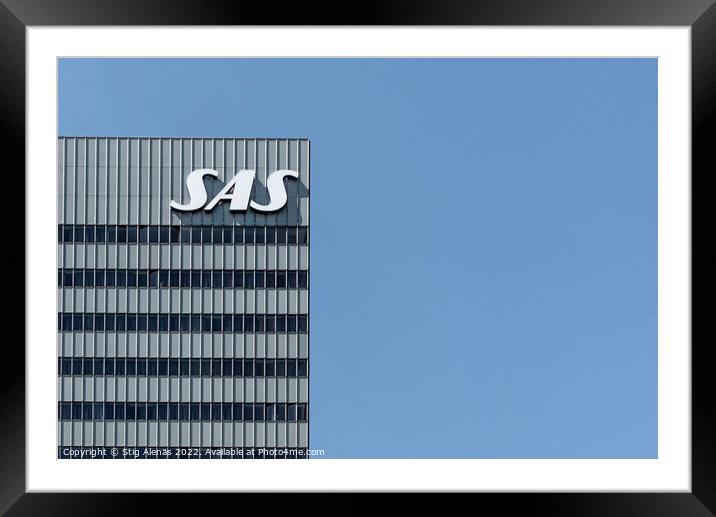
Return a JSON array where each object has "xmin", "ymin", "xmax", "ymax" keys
[{"xmin": 2, "ymin": 0, "xmax": 713, "ymax": 512}]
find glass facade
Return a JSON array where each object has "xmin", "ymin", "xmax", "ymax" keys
[{"xmin": 57, "ymin": 137, "xmax": 309, "ymax": 459}]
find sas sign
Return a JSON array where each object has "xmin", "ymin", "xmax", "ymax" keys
[{"xmin": 170, "ymin": 169, "xmax": 299, "ymax": 213}]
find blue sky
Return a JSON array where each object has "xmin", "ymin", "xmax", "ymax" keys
[{"xmin": 59, "ymin": 58, "xmax": 657, "ymax": 458}]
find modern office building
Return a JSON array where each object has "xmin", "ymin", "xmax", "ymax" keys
[{"xmin": 57, "ymin": 137, "xmax": 310, "ymax": 459}]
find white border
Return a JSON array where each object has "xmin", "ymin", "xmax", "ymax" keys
[{"xmin": 27, "ymin": 27, "xmax": 691, "ymax": 491}]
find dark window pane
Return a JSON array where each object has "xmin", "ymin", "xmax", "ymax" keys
[
  {"xmin": 96, "ymin": 225, "xmax": 106, "ymax": 243},
  {"xmin": 106, "ymin": 270, "xmax": 115, "ymax": 287},
  {"xmin": 180, "ymin": 315, "xmax": 190, "ymax": 332},
  {"xmin": 234, "ymin": 226, "xmax": 244, "ymax": 244},
  {"xmin": 297, "ymin": 403, "xmax": 307, "ymax": 421},
  {"xmin": 212, "ymin": 359, "xmax": 222, "ymax": 377},
  {"xmin": 107, "ymin": 314, "xmax": 118, "ymax": 331},
  {"xmin": 287, "ymin": 359, "xmax": 297, "ymax": 377},
  {"xmin": 244, "ymin": 315, "xmax": 254, "ymax": 332},
  {"xmin": 191, "ymin": 315, "xmax": 200, "ymax": 331},
  {"xmin": 255, "ymin": 272, "xmax": 265, "ymax": 288},
  {"xmin": 179, "ymin": 403, "xmax": 189, "ymax": 421},
  {"xmin": 115, "ymin": 358, "xmax": 126, "ymax": 375},
  {"xmin": 95, "ymin": 270, "xmax": 105, "ymax": 287},
  {"xmin": 63, "ymin": 225, "xmax": 74, "ymax": 242},
  {"xmin": 160, "ymin": 225, "xmax": 170, "ymax": 243},
  {"xmin": 190, "ymin": 359, "xmax": 200, "ymax": 376},
  {"xmin": 84, "ymin": 314, "xmax": 94, "ymax": 331},
  {"xmin": 137, "ymin": 403, "xmax": 147, "ymax": 420},
  {"xmin": 244, "ymin": 359, "xmax": 254, "ymax": 377},
  {"xmin": 265, "ymin": 403, "xmax": 275, "ymax": 421},
  {"xmin": 74, "ymin": 270, "xmax": 84, "ymax": 287},
  {"xmin": 107, "ymin": 225, "xmax": 117, "ymax": 243},
  {"xmin": 126, "ymin": 270, "xmax": 137, "ymax": 287},
  {"xmin": 84, "ymin": 270, "xmax": 95, "ymax": 287},
  {"xmin": 276, "ymin": 226, "xmax": 287, "ymax": 244},
  {"xmin": 276, "ymin": 359, "xmax": 286, "ymax": 377},
  {"xmin": 94, "ymin": 403, "xmax": 104, "ymax": 420},
  {"xmin": 287, "ymin": 227, "xmax": 297, "ymax": 244},
  {"xmin": 222, "ymin": 404, "xmax": 232, "ymax": 421},
  {"xmin": 202, "ymin": 271, "xmax": 211, "ymax": 288},
  {"xmin": 137, "ymin": 358, "xmax": 147, "ymax": 375},
  {"xmin": 243, "ymin": 403, "xmax": 253, "ymax": 421},
  {"xmin": 254, "ymin": 403, "xmax": 265, "ymax": 421},
  {"xmin": 266, "ymin": 227, "xmax": 276, "ymax": 244},
  {"xmin": 298, "ymin": 271, "xmax": 308, "ymax": 288},
  {"xmin": 223, "ymin": 315, "xmax": 233, "ymax": 332},
  {"xmin": 255, "ymin": 314, "xmax": 264, "ymax": 332},
  {"xmin": 201, "ymin": 315, "xmax": 211, "ymax": 331},
  {"xmin": 298, "ymin": 227, "xmax": 308, "ymax": 244},
  {"xmin": 170, "ymin": 226, "xmax": 181, "ymax": 243},
  {"xmin": 222, "ymin": 359, "xmax": 232, "ymax": 376},
  {"xmin": 63, "ymin": 269, "xmax": 73, "ymax": 287},
  {"xmin": 223, "ymin": 271, "xmax": 232, "ymax": 288},
  {"xmin": 95, "ymin": 314, "xmax": 105, "ymax": 331},
  {"xmin": 254, "ymin": 359, "xmax": 264, "ymax": 377},
  {"xmin": 276, "ymin": 271, "xmax": 286, "ymax": 288},
  {"xmin": 244, "ymin": 226, "xmax": 254, "ymax": 244},
  {"xmin": 276, "ymin": 403, "xmax": 286, "ymax": 421},
  {"xmin": 200, "ymin": 403, "xmax": 210, "ymax": 420},
  {"xmin": 159, "ymin": 270, "xmax": 169, "ymax": 287},
  {"xmin": 127, "ymin": 314, "xmax": 137, "ymax": 332},
  {"xmin": 244, "ymin": 271, "xmax": 254, "ymax": 289},
  {"xmin": 147, "ymin": 314, "xmax": 157, "ymax": 331},
  {"xmin": 298, "ymin": 359, "xmax": 308, "ymax": 376},
  {"xmin": 265, "ymin": 315, "xmax": 275, "ymax": 332},
  {"xmin": 148, "ymin": 226, "xmax": 159, "ymax": 243},
  {"xmin": 266, "ymin": 270, "xmax": 275, "ymax": 288},
  {"xmin": 233, "ymin": 271, "xmax": 243, "ymax": 288},
  {"xmin": 146, "ymin": 403, "xmax": 157, "ymax": 420},
  {"xmin": 213, "ymin": 271, "xmax": 222, "ymax": 288},
  {"xmin": 212, "ymin": 403, "xmax": 222, "ymax": 421},
  {"xmin": 276, "ymin": 315, "xmax": 286, "ymax": 332},
  {"xmin": 202, "ymin": 226, "xmax": 212, "ymax": 243},
  {"xmin": 233, "ymin": 403, "xmax": 243, "ymax": 421},
  {"xmin": 148, "ymin": 359, "xmax": 158, "ymax": 375},
  {"xmin": 138, "ymin": 270, "xmax": 148, "ymax": 287},
  {"xmin": 159, "ymin": 314, "xmax": 168, "ymax": 331},
  {"xmin": 138, "ymin": 225, "xmax": 149, "ymax": 243},
  {"xmin": 85, "ymin": 226, "xmax": 95, "ymax": 243},
  {"xmin": 180, "ymin": 359, "xmax": 189, "ymax": 375},
  {"xmin": 116, "ymin": 225, "xmax": 127, "ymax": 243},
  {"xmin": 191, "ymin": 226, "xmax": 202, "ymax": 243},
  {"xmin": 127, "ymin": 225, "xmax": 138, "ymax": 243},
  {"xmin": 83, "ymin": 403, "xmax": 93, "ymax": 420},
  {"xmin": 213, "ymin": 226, "xmax": 223, "ymax": 243},
  {"xmin": 158, "ymin": 358, "xmax": 169, "ymax": 375},
  {"xmin": 170, "ymin": 270, "xmax": 180, "ymax": 287},
  {"xmin": 255, "ymin": 227, "xmax": 265, "ymax": 244},
  {"xmin": 287, "ymin": 403, "xmax": 298, "ymax": 422},
  {"xmin": 298, "ymin": 315, "xmax": 308, "ymax": 333},
  {"xmin": 72, "ymin": 358, "xmax": 82, "ymax": 375},
  {"xmin": 233, "ymin": 358, "xmax": 243, "ymax": 376},
  {"xmin": 287, "ymin": 271, "xmax": 297, "ymax": 288},
  {"xmin": 169, "ymin": 403, "xmax": 179, "ymax": 420},
  {"xmin": 75, "ymin": 225, "xmax": 85, "ymax": 243},
  {"xmin": 190, "ymin": 403, "xmax": 200, "ymax": 420},
  {"xmin": 233, "ymin": 315, "xmax": 243, "ymax": 332},
  {"xmin": 181, "ymin": 226, "xmax": 191, "ymax": 243},
  {"xmin": 265, "ymin": 359, "xmax": 275, "ymax": 377},
  {"xmin": 169, "ymin": 359, "xmax": 179, "ymax": 375},
  {"xmin": 201, "ymin": 359, "xmax": 211, "ymax": 376},
  {"xmin": 223, "ymin": 226, "xmax": 233, "ymax": 244},
  {"xmin": 170, "ymin": 315, "xmax": 179, "ymax": 332},
  {"xmin": 158, "ymin": 403, "xmax": 168, "ymax": 420}
]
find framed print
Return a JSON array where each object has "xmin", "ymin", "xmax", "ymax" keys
[{"xmin": 2, "ymin": 0, "xmax": 714, "ymax": 512}]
